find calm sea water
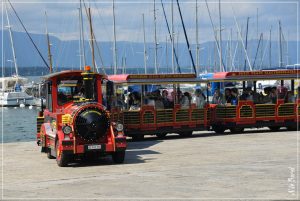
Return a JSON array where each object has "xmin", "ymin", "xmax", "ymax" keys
[
  {"xmin": 1, "ymin": 107, "xmax": 39, "ymax": 143},
  {"xmin": 1, "ymin": 76, "xmax": 41, "ymax": 143}
]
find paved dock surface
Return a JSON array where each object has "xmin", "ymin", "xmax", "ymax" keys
[{"xmin": 1, "ymin": 129, "xmax": 299, "ymax": 200}]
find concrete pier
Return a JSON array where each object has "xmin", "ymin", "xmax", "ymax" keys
[{"xmin": 1, "ymin": 129, "xmax": 299, "ymax": 200}]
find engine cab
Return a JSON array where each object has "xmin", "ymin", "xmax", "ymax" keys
[{"xmin": 37, "ymin": 66, "xmax": 126, "ymax": 167}]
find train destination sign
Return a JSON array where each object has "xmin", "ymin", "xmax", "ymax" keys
[
  {"xmin": 228, "ymin": 70, "xmax": 300, "ymax": 77},
  {"xmin": 128, "ymin": 74, "xmax": 196, "ymax": 80}
]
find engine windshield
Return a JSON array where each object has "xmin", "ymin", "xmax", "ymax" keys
[{"xmin": 57, "ymin": 77, "xmax": 97, "ymax": 105}]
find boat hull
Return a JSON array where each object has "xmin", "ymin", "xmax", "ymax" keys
[{"xmin": 0, "ymin": 91, "xmax": 35, "ymax": 107}]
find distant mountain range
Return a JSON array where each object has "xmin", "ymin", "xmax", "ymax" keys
[{"xmin": 0, "ymin": 30, "xmax": 298, "ymax": 76}]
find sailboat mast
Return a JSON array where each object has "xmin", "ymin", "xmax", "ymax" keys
[
  {"xmin": 205, "ymin": 0, "xmax": 224, "ymax": 71},
  {"xmin": 142, "ymin": 13, "xmax": 147, "ymax": 74},
  {"xmin": 45, "ymin": 11, "xmax": 53, "ymax": 73},
  {"xmin": 88, "ymin": 8, "xmax": 96, "ymax": 72},
  {"xmin": 171, "ymin": 0, "xmax": 175, "ymax": 73},
  {"xmin": 260, "ymin": 33, "xmax": 263, "ymax": 67},
  {"xmin": 244, "ymin": 17, "xmax": 250, "ymax": 71},
  {"xmin": 5, "ymin": 2, "xmax": 18, "ymax": 76},
  {"xmin": 79, "ymin": 0, "xmax": 86, "ymax": 68},
  {"xmin": 278, "ymin": 20, "xmax": 283, "ymax": 67},
  {"xmin": 154, "ymin": 0, "xmax": 158, "ymax": 74},
  {"xmin": 269, "ymin": 26, "xmax": 272, "ymax": 68},
  {"xmin": 176, "ymin": 0, "xmax": 196, "ymax": 74},
  {"xmin": 232, "ymin": 10, "xmax": 252, "ymax": 71},
  {"xmin": 113, "ymin": 0, "xmax": 118, "ymax": 74},
  {"xmin": 78, "ymin": 8, "xmax": 82, "ymax": 70},
  {"xmin": 218, "ymin": 0, "xmax": 223, "ymax": 72},
  {"xmin": 196, "ymin": 0, "xmax": 199, "ymax": 74},
  {"xmin": 229, "ymin": 28, "xmax": 232, "ymax": 71},
  {"xmin": 286, "ymin": 31, "xmax": 289, "ymax": 65}
]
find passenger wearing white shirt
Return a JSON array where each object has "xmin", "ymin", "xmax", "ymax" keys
[{"xmin": 192, "ymin": 89, "xmax": 206, "ymax": 108}]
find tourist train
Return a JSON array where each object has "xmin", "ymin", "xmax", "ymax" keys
[
  {"xmin": 36, "ymin": 66, "xmax": 127, "ymax": 167},
  {"xmin": 108, "ymin": 69, "xmax": 299, "ymax": 140},
  {"xmin": 36, "ymin": 67, "xmax": 299, "ymax": 166}
]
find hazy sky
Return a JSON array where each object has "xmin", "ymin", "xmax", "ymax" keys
[{"xmin": 1, "ymin": 0, "xmax": 299, "ymax": 43}]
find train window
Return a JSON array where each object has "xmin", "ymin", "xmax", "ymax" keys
[
  {"xmin": 111, "ymin": 83, "xmax": 211, "ymax": 110},
  {"xmin": 46, "ymin": 82, "xmax": 52, "ymax": 112},
  {"xmin": 101, "ymin": 79, "xmax": 115, "ymax": 110},
  {"xmin": 110, "ymin": 85, "xmax": 126, "ymax": 110},
  {"xmin": 56, "ymin": 78, "xmax": 98, "ymax": 106},
  {"xmin": 57, "ymin": 80, "xmax": 77, "ymax": 105},
  {"xmin": 101, "ymin": 79, "xmax": 108, "ymax": 108},
  {"xmin": 39, "ymin": 83, "xmax": 46, "ymax": 109}
]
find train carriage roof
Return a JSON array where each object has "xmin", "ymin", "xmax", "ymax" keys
[
  {"xmin": 42, "ymin": 70, "xmax": 107, "ymax": 81},
  {"xmin": 108, "ymin": 73, "xmax": 207, "ymax": 84},
  {"xmin": 212, "ymin": 69, "xmax": 300, "ymax": 81}
]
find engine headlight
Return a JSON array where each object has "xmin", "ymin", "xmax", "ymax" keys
[
  {"xmin": 116, "ymin": 123, "xmax": 124, "ymax": 132},
  {"xmin": 62, "ymin": 125, "xmax": 72, "ymax": 134}
]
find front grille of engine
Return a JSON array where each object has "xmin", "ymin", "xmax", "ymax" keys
[{"xmin": 74, "ymin": 106, "xmax": 110, "ymax": 142}]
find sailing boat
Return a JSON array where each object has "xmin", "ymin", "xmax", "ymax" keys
[{"xmin": 0, "ymin": 2, "xmax": 34, "ymax": 107}]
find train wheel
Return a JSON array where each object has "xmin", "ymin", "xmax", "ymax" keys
[
  {"xmin": 40, "ymin": 136, "xmax": 46, "ymax": 153},
  {"xmin": 47, "ymin": 148, "xmax": 55, "ymax": 159},
  {"xmin": 230, "ymin": 128, "xmax": 244, "ymax": 134},
  {"xmin": 179, "ymin": 131, "xmax": 193, "ymax": 138},
  {"xmin": 112, "ymin": 151, "xmax": 125, "ymax": 164},
  {"xmin": 55, "ymin": 141, "xmax": 69, "ymax": 167},
  {"xmin": 41, "ymin": 146, "xmax": 47, "ymax": 153},
  {"xmin": 269, "ymin": 126, "xmax": 281, "ymax": 132},
  {"xmin": 213, "ymin": 126, "xmax": 225, "ymax": 134},
  {"xmin": 132, "ymin": 135, "xmax": 144, "ymax": 141},
  {"xmin": 287, "ymin": 125, "xmax": 297, "ymax": 131},
  {"xmin": 156, "ymin": 133, "xmax": 167, "ymax": 139}
]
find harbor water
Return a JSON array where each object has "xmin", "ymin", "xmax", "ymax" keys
[
  {"xmin": 1, "ymin": 76, "xmax": 41, "ymax": 143},
  {"xmin": 1, "ymin": 107, "xmax": 38, "ymax": 143}
]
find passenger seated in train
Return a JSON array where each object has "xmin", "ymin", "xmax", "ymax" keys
[
  {"xmin": 260, "ymin": 87, "xmax": 272, "ymax": 104},
  {"xmin": 153, "ymin": 90, "xmax": 164, "ymax": 109},
  {"xmin": 75, "ymin": 80, "xmax": 84, "ymax": 97},
  {"xmin": 169, "ymin": 91, "xmax": 175, "ymax": 108},
  {"xmin": 181, "ymin": 92, "xmax": 191, "ymax": 108},
  {"xmin": 225, "ymin": 88, "xmax": 232, "ymax": 104},
  {"xmin": 212, "ymin": 89, "xmax": 225, "ymax": 105},
  {"xmin": 277, "ymin": 86, "xmax": 288, "ymax": 102},
  {"xmin": 287, "ymin": 91, "xmax": 295, "ymax": 103},
  {"xmin": 162, "ymin": 90, "xmax": 173, "ymax": 109},
  {"xmin": 297, "ymin": 87, "xmax": 300, "ymax": 99},
  {"xmin": 192, "ymin": 88, "xmax": 206, "ymax": 108},
  {"xmin": 128, "ymin": 91, "xmax": 141, "ymax": 110},
  {"xmin": 230, "ymin": 88, "xmax": 238, "ymax": 105},
  {"xmin": 270, "ymin": 87, "xmax": 277, "ymax": 104},
  {"xmin": 252, "ymin": 90, "xmax": 261, "ymax": 104},
  {"xmin": 127, "ymin": 93, "xmax": 134, "ymax": 108},
  {"xmin": 177, "ymin": 90, "xmax": 183, "ymax": 104},
  {"xmin": 144, "ymin": 91, "xmax": 155, "ymax": 106},
  {"xmin": 145, "ymin": 90, "xmax": 164, "ymax": 109},
  {"xmin": 114, "ymin": 92, "xmax": 126, "ymax": 109},
  {"xmin": 240, "ymin": 87, "xmax": 253, "ymax": 101}
]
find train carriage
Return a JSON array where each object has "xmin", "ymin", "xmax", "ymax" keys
[
  {"xmin": 108, "ymin": 73, "xmax": 210, "ymax": 140},
  {"xmin": 109, "ymin": 69, "xmax": 299, "ymax": 138},
  {"xmin": 209, "ymin": 69, "xmax": 300, "ymax": 133},
  {"xmin": 36, "ymin": 66, "xmax": 127, "ymax": 167}
]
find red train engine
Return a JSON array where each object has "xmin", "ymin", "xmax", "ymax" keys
[{"xmin": 36, "ymin": 66, "xmax": 126, "ymax": 167}]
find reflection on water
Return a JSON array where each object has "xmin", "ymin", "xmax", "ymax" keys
[{"xmin": 1, "ymin": 107, "xmax": 38, "ymax": 143}]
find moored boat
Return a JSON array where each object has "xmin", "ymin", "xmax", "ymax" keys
[{"xmin": 0, "ymin": 76, "xmax": 35, "ymax": 106}]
